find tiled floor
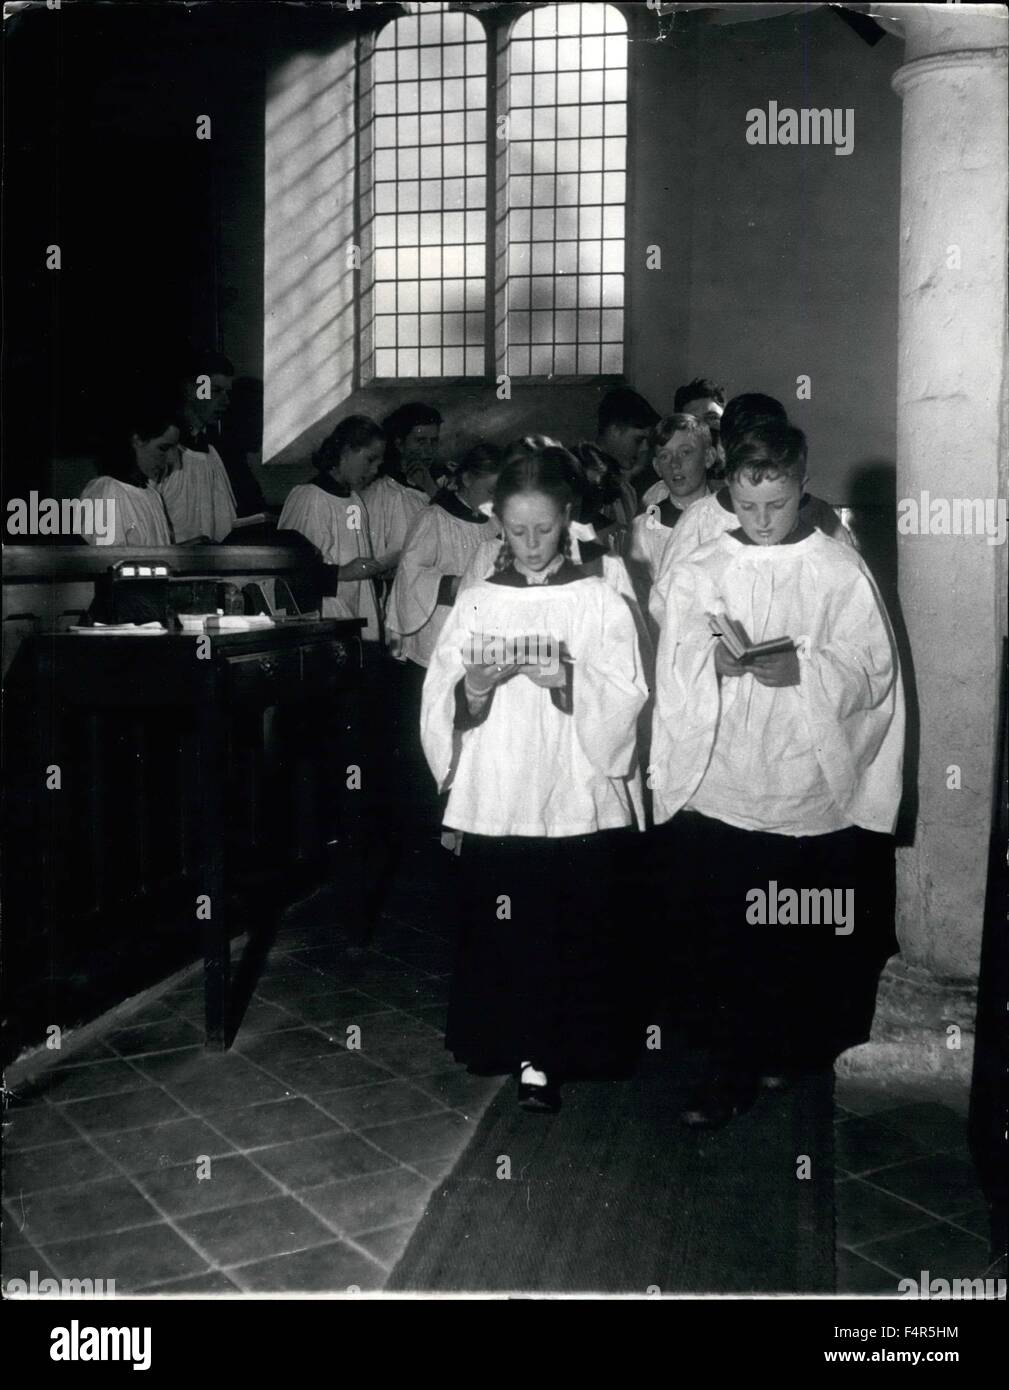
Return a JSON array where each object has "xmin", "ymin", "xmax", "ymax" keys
[
  {"xmin": 2, "ymin": 837, "xmax": 1000, "ymax": 1295},
  {"xmin": 833, "ymin": 1079, "xmax": 1000, "ymax": 1295},
  {"xmin": 2, "ymin": 841, "xmax": 503, "ymax": 1294}
]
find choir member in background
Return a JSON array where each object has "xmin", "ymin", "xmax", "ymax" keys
[
  {"xmin": 629, "ymin": 413, "xmax": 717, "ymax": 610},
  {"xmin": 649, "ymin": 402, "xmax": 854, "ymax": 629},
  {"xmin": 277, "ymin": 415, "xmax": 389, "ymax": 642},
  {"xmin": 78, "ymin": 397, "xmax": 179, "ymax": 548},
  {"xmin": 421, "ymin": 449, "xmax": 649, "ymax": 1112},
  {"xmin": 650, "ymin": 421, "xmax": 904, "ymax": 1128},
  {"xmin": 571, "ymin": 387, "xmax": 660, "ymax": 543},
  {"xmin": 164, "ymin": 350, "xmax": 239, "ymax": 542},
  {"xmin": 385, "ymin": 442, "xmax": 503, "ymax": 827},
  {"xmin": 381, "ymin": 402, "xmax": 446, "ymax": 499},
  {"xmin": 673, "ymin": 376, "xmax": 726, "ymax": 468}
]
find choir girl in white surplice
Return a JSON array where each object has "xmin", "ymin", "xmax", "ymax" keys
[
  {"xmin": 421, "ymin": 450, "xmax": 649, "ymax": 1112},
  {"xmin": 277, "ymin": 415, "xmax": 389, "ymax": 642},
  {"xmin": 78, "ymin": 399, "xmax": 178, "ymax": 548}
]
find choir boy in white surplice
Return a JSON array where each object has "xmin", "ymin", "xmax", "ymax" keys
[
  {"xmin": 629, "ymin": 413, "xmax": 716, "ymax": 608},
  {"xmin": 649, "ymin": 406, "xmax": 853, "ymax": 629},
  {"xmin": 422, "ymin": 449, "xmax": 649, "ymax": 1114},
  {"xmin": 650, "ymin": 420, "xmax": 904, "ymax": 1131},
  {"xmin": 277, "ymin": 415, "xmax": 389, "ymax": 642}
]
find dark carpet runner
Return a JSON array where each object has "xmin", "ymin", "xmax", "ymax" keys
[{"xmin": 388, "ymin": 1042, "xmax": 835, "ymax": 1295}]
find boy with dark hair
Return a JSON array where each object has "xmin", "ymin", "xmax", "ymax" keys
[
  {"xmin": 572, "ymin": 386, "xmax": 660, "ymax": 547},
  {"xmin": 673, "ymin": 377, "xmax": 726, "ymax": 448},
  {"xmin": 382, "ymin": 402, "xmax": 445, "ymax": 497},
  {"xmin": 650, "ymin": 422, "xmax": 904, "ymax": 1127}
]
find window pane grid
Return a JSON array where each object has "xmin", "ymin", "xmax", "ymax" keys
[
  {"xmin": 363, "ymin": 3, "xmax": 486, "ymax": 381},
  {"xmin": 503, "ymin": 3, "xmax": 627, "ymax": 377}
]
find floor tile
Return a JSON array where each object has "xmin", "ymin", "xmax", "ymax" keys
[
  {"xmin": 228, "ymin": 1240, "xmax": 384, "ymax": 1293},
  {"xmin": 833, "ymin": 1078, "xmax": 920, "ymax": 1117},
  {"xmin": 7, "ymin": 1175, "xmax": 160, "ymax": 1244},
  {"xmin": 412, "ymin": 1154, "xmax": 458, "ymax": 1183},
  {"xmin": 252, "ymin": 1132, "xmax": 398, "ymax": 1190},
  {"xmin": 835, "ymin": 1178, "xmax": 938, "ymax": 1249},
  {"xmin": 92, "ymin": 1117, "xmax": 237, "ymax": 1174},
  {"xmin": 42, "ymin": 1059, "xmax": 152, "ymax": 1104},
  {"xmin": 946, "ymin": 1207, "xmax": 994, "ymax": 1242},
  {"xmin": 313, "ymin": 1079, "xmax": 445, "ymax": 1130},
  {"xmin": 133, "ymin": 1051, "xmax": 291, "ymax": 1112},
  {"xmin": 268, "ymin": 1051, "xmax": 392, "ymax": 1094},
  {"xmin": 857, "ymin": 1218, "xmax": 993, "ymax": 1282},
  {"xmin": 210, "ymin": 1097, "xmax": 342, "ymax": 1151},
  {"xmin": 357, "ymin": 1035, "xmax": 454, "ymax": 1080},
  {"xmin": 411, "ymin": 1068, "xmax": 503, "ymax": 1115},
  {"xmin": 874, "ymin": 1103, "xmax": 971, "ymax": 1156},
  {"xmin": 135, "ymin": 1153, "xmax": 283, "ymax": 1217},
  {"xmin": 2, "ymin": 1138, "xmax": 117, "ymax": 1195},
  {"xmin": 107, "ymin": 1017, "xmax": 205, "ymax": 1057},
  {"xmin": 1, "ymin": 1241, "xmax": 59, "ymax": 1289},
  {"xmin": 835, "ymin": 1246, "xmax": 899, "ymax": 1296},
  {"xmin": 178, "ymin": 1195, "xmax": 334, "ymax": 1267},
  {"xmin": 834, "ymin": 1114, "xmax": 928, "ymax": 1175},
  {"xmin": 233, "ymin": 1026, "xmax": 345, "ymax": 1070},
  {"xmin": 230, "ymin": 997, "xmax": 302, "ymax": 1037},
  {"xmin": 252, "ymin": 974, "xmax": 339, "ymax": 1007},
  {"xmin": 299, "ymin": 1167, "xmax": 433, "ymax": 1238},
  {"xmin": 866, "ymin": 1153, "xmax": 987, "ymax": 1218},
  {"xmin": 281, "ymin": 992, "xmax": 395, "ymax": 1028},
  {"xmin": 40, "ymin": 1223, "xmax": 210, "ymax": 1292},
  {"xmin": 359, "ymin": 1111, "xmax": 475, "ymax": 1166},
  {"xmin": 138, "ymin": 1269, "xmax": 241, "ymax": 1295},
  {"xmin": 355, "ymin": 1222, "xmax": 416, "ymax": 1269},
  {"xmin": 60, "ymin": 1086, "xmax": 189, "ymax": 1136},
  {"xmin": 2, "ymin": 1103, "xmax": 80, "ymax": 1151}
]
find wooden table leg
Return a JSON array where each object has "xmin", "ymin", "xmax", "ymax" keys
[{"xmin": 196, "ymin": 689, "xmax": 229, "ymax": 1049}]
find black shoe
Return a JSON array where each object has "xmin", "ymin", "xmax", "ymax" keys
[
  {"xmin": 517, "ymin": 1079, "xmax": 561, "ymax": 1114},
  {"xmin": 679, "ymin": 1076, "xmax": 756, "ymax": 1129}
]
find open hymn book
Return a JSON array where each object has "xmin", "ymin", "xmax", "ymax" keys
[{"xmin": 706, "ymin": 612, "xmax": 795, "ymax": 661}]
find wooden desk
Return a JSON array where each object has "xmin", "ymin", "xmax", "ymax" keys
[{"xmin": 26, "ymin": 619, "xmax": 366, "ymax": 1049}]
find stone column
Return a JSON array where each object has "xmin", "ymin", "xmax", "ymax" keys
[{"xmin": 842, "ymin": 4, "xmax": 1007, "ymax": 1083}]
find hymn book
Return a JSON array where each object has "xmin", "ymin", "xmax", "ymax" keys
[{"xmin": 706, "ymin": 612, "xmax": 795, "ymax": 661}]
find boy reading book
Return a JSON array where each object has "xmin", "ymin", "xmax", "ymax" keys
[{"xmin": 650, "ymin": 420, "xmax": 905, "ymax": 1128}]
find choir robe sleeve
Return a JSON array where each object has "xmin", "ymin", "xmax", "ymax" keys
[
  {"xmin": 572, "ymin": 581, "xmax": 649, "ymax": 779},
  {"xmin": 649, "ymin": 560, "xmax": 722, "ymax": 821},
  {"xmin": 386, "ymin": 506, "xmax": 452, "ymax": 639},
  {"xmin": 456, "ymin": 536, "xmax": 500, "ymax": 596},
  {"xmin": 649, "ymin": 499, "xmax": 716, "ymax": 628},
  {"xmin": 421, "ymin": 598, "xmax": 473, "ymax": 791},
  {"xmin": 602, "ymin": 552, "xmax": 654, "ymax": 672},
  {"xmin": 796, "ymin": 561, "xmax": 904, "ymax": 833},
  {"xmin": 78, "ymin": 477, "xmax": 172, "ymax": 547},
  {"xmin": 277, "ymin": 484, "xmax": 341, "ymax": 563},
  {"xmin": 363, "ymin": 477, "xmax": 428, "ymax": 564}
]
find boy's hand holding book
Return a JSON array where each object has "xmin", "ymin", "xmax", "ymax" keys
[{"xmin": 708, "ymin": 611, "xmax": 799, "ymax": 686}]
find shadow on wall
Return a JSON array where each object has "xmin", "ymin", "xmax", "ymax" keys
[{"xmin": 844, "ymin": 456, "xmax": 918, "ymax": 849}]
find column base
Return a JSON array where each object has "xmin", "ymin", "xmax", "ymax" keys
[{"xmin": 835, "ymin": 957, "xmax": 977, "ymax": 1090}]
